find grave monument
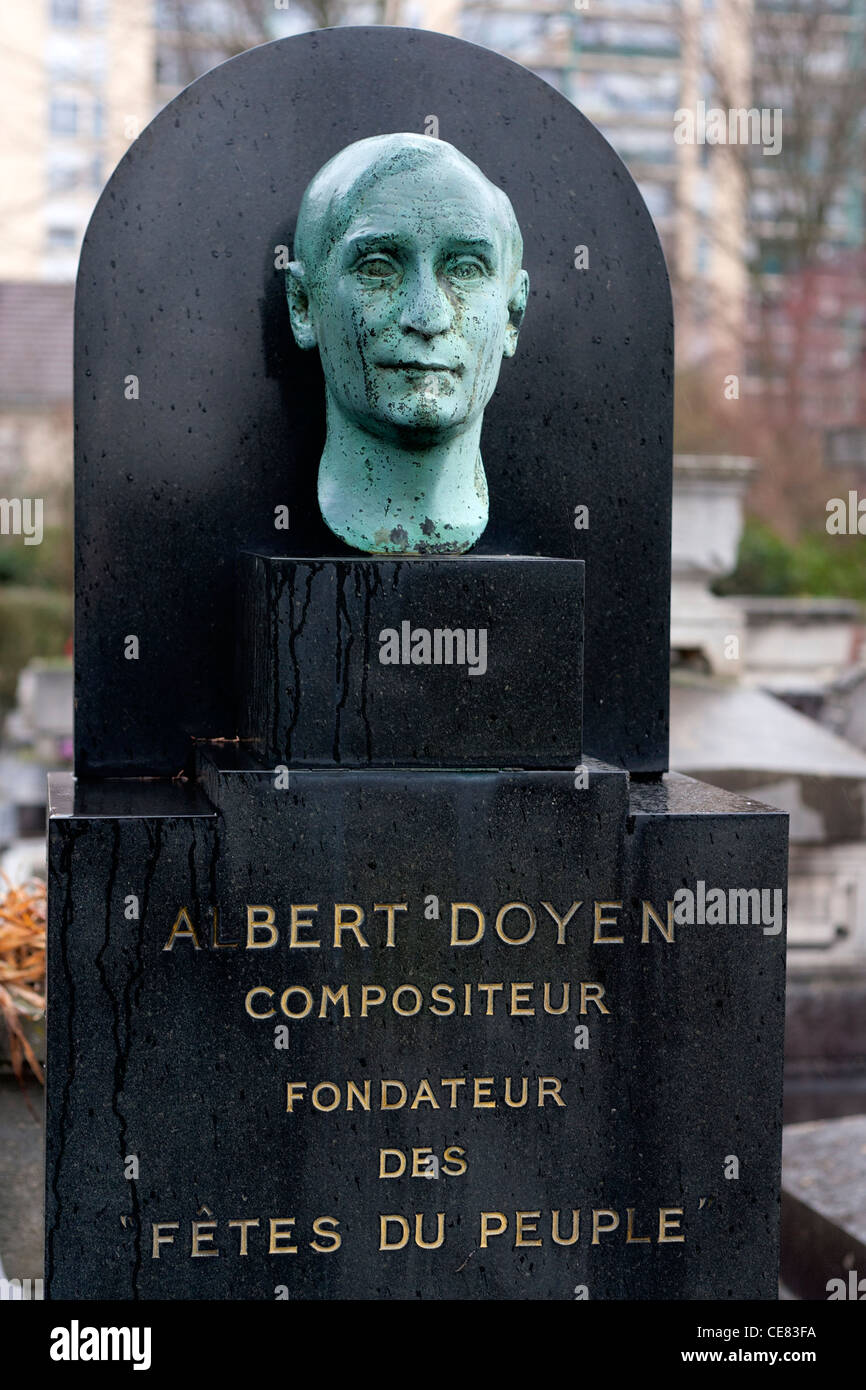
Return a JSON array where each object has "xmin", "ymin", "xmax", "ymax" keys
[{"xmin": 46, "ymin": 27, "xmax": 788, "ymax": 1300}]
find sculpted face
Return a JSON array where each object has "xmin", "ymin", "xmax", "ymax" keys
[
  {"xmin": 304, "ymin": 163, "xmax": 522, "ymax": 442},
  {"xmin": 287, "ymin": 135, "xmax": 528, "ymax": 554}
]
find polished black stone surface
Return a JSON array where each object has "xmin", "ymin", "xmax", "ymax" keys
[
  {"xmin": 48, "ymin": 773, "xmax": 215, "ymax": 820},
  {"xmin": 238, "ymin": 553, "xmax": 583, "ymax": 767},
  {"xmin": 46, "ymin": 760, "xmax": 787, "ymax": 1300},
  {"xmin": 50, "ymin": 22, "xmax": 786, "ymax": 1309},
  {"xmin": 73, "ymin": 26, "xmax": 672, "ymax": 778}
]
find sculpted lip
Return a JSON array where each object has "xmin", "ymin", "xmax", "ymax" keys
[{"xmin": 378, "ymin": 361, "xmax": 463, "ymax": 374}]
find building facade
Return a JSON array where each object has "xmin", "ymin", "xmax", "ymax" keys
[{"xmin": 0, "ymin": 1, "xmax": 862, "ymax": 392}]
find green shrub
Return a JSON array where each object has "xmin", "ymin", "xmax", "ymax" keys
[
  {"xmin": 0, "ymin": 526, "xmax": 72, "ymax": 591},
  {"xmin": 714, "ymin": 518, "xmax": 866, "ymax": 605},
  {"xmin": 0, "ymin": 587, "xmax": 72, "ymax": 708}
]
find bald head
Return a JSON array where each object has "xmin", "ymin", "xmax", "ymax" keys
[
  {"xmin": 284, "ymin": 129, "xmax": 529, "ymax": 556},
  {"xmin": 293, "ymin": 132, "xmax": 524, "ymax": 289}
]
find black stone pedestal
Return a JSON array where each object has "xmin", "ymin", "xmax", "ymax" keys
[
  {"xmin": 237, "ymin": 554, "xmax": 584, "ymax": 768},
  {"xmin": 46, "ymin": 752, "xmax": 787, "ymax": 1300}
]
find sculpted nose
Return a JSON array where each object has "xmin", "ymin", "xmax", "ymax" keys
[{"xmin": 399, "ymin": 270, "xmax": 452, "ymax": 337}]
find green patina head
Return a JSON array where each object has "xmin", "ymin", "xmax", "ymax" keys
[{"xmin": 286, "ymin": 133, "xmax": 529, "ymax": 556}]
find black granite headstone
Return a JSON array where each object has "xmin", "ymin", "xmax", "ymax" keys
[{"xmin": 47, "ymin": 26, "xmax": 788, "ymax": 1303}]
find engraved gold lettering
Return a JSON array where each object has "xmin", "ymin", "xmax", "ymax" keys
[
  {"xmin": 164, "ymin": 907, "xmax": 200, "ymax": 951},
  {"xmin": 381, "ymin": 1080, "xmax": 407, "ymax": 1110},
  {"xmin": 374, "ymin": 902, "xmax": 408, "ymax": 947},
  {"xmin": 451, "ymin": 902, "xmax": 484, "ymax": 946},
  {"xmin": 410, "ymin": 1079, "xmax": 440, "ymax": 1109},
  {"xmin": 593, "ymin": 901, "xmax": 624, "ymax": 944},
  {"xmin": 379, "ymin": 1215, "xmax": 409, "ymax": 1250},
  {"xmin": 592, "ymin": 1209, "xmax": 620, "ymax": 1244},
  {"xmin": 152, "ymin": 1221, "xmax": 178, "ymax": 1257},
  {"xmin": 480, "ymin": 1212, "xmax": 507, "ymax": 1247},
  {"xmin": 393, "ymin": 984, "xmax": 422, "ymax": 1016},
  {"xmin": 537, "ymin": 1077, "xmax": 565, "ymax": 1107},
  {"xmin": 211, "ymin": 906, "xmax": 239, "ymax": 949},
  {"xmin": 245, "ymin": 986, "xmax": 275, "ymax": 1019},
  {"xmin": 289, "ymin": 905, "xmax": 319, "ymax": 949},
  {"xmin": 626, "ymin": 1208, "xmax": 651, "ymax": 1243},
  {"xmin": 347, "ymin": 1080, "xmax": 371, "ymax": 1111},
  {"xmin": 429, "ymin": 983, "xmax": 455, "ymax": 1016},
  {"xmin": 504, "ymin": 1076, "xmax": 528, "ymax": 1108},
  {"xmin": 333, "ymin": 903, "xmax": 369, "ymax": 948},
  {"xmin": 442, "ymin": 1146, "xmax": 467, "ymax": 1176},
  {"xmin": 318, "ymin": 984, "xmax": 350, "ymax": 1018},
  {"xmin": 246, "ymin": 905, "xmax": 277, "ymax": 949},
  {"xmin": 440, "ymin": 1077, "xmax": 466, "ymax": 1108},
  {"xmin": 191, "ymin": 1219, "xmax": 218, "ymax": 1257},
  {"xmin": 551, "ymin": 1209, "xmax": 580, "ymax": 1245},
  {"xmin": 361, "ymin": 984, "xmax": 386, "ymax": 1016},
  {"xmin": 515, "ymin": 1211, "xmax": 542, "ymax": 1247},
  {"xmin": 477, "ymin": 982, "xmax": 503, "ymax": 1015},
  {"xmin": 641, "ymin": 900, "xmax": 675, "ymax": 944},
  {"xmin": 543, "ymin": 981, "xmax": 570, "ymax": 1015},
  {"xmin": 286, "ymin": 1081, "xmax": 307, "ymax": 1112},
  {"xmin": 580, "ymin": 982, "xmax": 609, "ymax": 1015},
  {"xmin": 312, "ymin": 1082, "xmax": 341, "ymax": 1112},
  {"xmin": 379, "ymin": 1149, "xmax": 406, "ymax": 1178},
  {"xmin": 280, "ymin": 986, "xmax": 313, "ymax": 1019},
  {"xmin": 473, "ymin": 1077, "xmax": 495, "ymax": 1108},
  {"xmin": 495, "ymin": 901, "xmax": 536, "ymax": 945},
  {"xmin": 540, "ymin": 900, "xmax": 582, "ymax": 945},
  {"xmin": 415, "ymin": 1212, "xmax": 445, "ymax": 1249},
  {"xmin": 658, "ymin": 1208, "xmax": 685, "ymax": 1243},
  {"xmin": 310, "ymin": 1216, "xmax": 341, "ymax": 1253},
  {"xmin": 411, "ymin": 1147, "xmax": 434, "ymax": 1177},
  {"xmin": 269, "ymin": 1218, "xmax": 298, "ymax": 1254},
  {"xmin": 510, "ymin": 982, "xmax": 534, "ymax": 1015},
  {"xmin": 228, "ymin": 1218, "xmax": 260, "ymax": 1255}
]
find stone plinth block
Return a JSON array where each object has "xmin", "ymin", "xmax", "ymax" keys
[
  {"xmin": 237, "ymin": 553, "xmax": 584, "ymax": 768},
  {"xmin": 46, "ymin": 756, "xmax": 787, "ymax": 1300}
]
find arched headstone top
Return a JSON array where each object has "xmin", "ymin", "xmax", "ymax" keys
[{"xmin": 74, "ymin": 26, "xmax": 672, "ymax": 776}]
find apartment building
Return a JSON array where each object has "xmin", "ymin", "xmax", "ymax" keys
[
  {"xmin": 0, "ymin": 0, "xmax": 154, "ymax": 281},
  {"xmin": 1, "ymin": 1, "xmax": 862, "ymax": 392}
]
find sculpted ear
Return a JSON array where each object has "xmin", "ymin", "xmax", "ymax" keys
[
  {"xmin": 285, "ymin": 261, "xmax": 318, "ymax": 351},
  {"xmin": 502, "ymin": 269, "xmax": 529, "ymax": 358}
]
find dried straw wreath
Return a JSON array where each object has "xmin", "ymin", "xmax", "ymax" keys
[{"xmin": 0, "ymin": 876, "xmax": 46, "ymax": 1085}]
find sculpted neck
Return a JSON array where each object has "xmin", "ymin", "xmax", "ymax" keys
[{"xmin": 317, "ymin": 398, "xmax": 489, "ymax": 555}]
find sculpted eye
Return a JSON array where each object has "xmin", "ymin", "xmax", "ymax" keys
[
  {"xmin": 356, "ymin": 255, "xmax": 399, "ymax": 280},
  {"xmin": 447, "ymin": 257, "xmax": 487, "ymax": 282}
]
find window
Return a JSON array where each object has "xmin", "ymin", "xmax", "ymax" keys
[
  {"xmin": 532, "ymin": 68, "xmax": 566, "ymax": 94},
  {"xmin": 92, "ymin": 100, "xmax": 104, "ymax": 137},
  {"xmin": 49, "ymin": 98, "xmax": 78, "ymax": 135},
  {"xmin": 612, "ymin": 126, "xmax": 677, "ymax": 167},
  {"xmin": 574, "ymin": 69, "xmax": 680, "ymax": 118},
  {"xmin": 639, "ymin": 181, "xmax": 674, "ymax": 221},
  {"xmin": 577, "ymin": 19, "xmax": 680, "ymax": 58},
  {"xmin": 155, "ymin": 45, "xmax": 184, "ymax": 87},
  {"xmin": 48, "ymin": 58, "xmax": 79, "ymax": 83},
  {"xmin": 46, "ymin": 225, "xmax": 79, "ymax": 249},
  {"xmin": 51, "ymin": 0, "xmax": 80, "ymax": 24},
  {"xmin": 47, "ymin": 161, "xmax": 81, "ymax": 192}
]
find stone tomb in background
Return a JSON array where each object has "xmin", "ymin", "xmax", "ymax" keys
[{"xmin": 46, "ymin": 28, "xmax": 788, "ymax": 1300}]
